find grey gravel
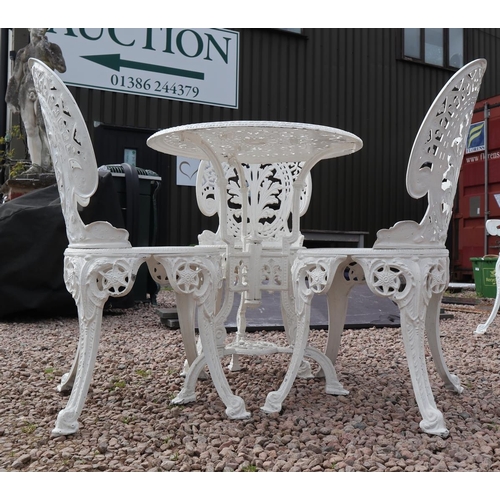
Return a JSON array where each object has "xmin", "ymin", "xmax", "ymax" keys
[{"xmin": 1, "ymin": 291, "xmax": 499, "ymax": 472}]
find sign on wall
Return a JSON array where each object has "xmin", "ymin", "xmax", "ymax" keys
[
  {"xmin": 176, "ymin": 157, "xmax": 199, "ymax": 186},
  {"xmin": 466, "ymin": 121, "xmax": 485, "ymax": 154},
  {"xmin": 47, "ymin": 28, "xmax": 239, "ymax": 108}
]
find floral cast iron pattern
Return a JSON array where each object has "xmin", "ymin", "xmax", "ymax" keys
[
  {"xmin": 375, "ymin": 61, "xmax": 486, "ymax": 248},
  {"xmin": 30, "ymin": 60, "xmax": 129, "ymax": 248},
  {"xmin": 286, "ymin": 59, "xmax": 486, "ymax": 437},
  {"xmin": 196, "ymin": 160, "xmax": 311, "ymax": 243}
]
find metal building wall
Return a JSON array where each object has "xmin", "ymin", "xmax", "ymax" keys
[{"xmin": 51, "ymin": 29, "xmax": 500, "ymax": 246}]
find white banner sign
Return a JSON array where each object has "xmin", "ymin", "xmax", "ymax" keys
[{"xmin": 47, "ymin": 28, "xmax": 239, "ymax": 108}]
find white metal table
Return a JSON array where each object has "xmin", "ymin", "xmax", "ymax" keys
[{"xmin": 148, "ymin": 120, "xmax": 363, "ymax": 418}]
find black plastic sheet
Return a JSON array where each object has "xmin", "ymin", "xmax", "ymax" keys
[{"xmin": 0, "ymin": 170, "xmax": 125, "ymax": 318}]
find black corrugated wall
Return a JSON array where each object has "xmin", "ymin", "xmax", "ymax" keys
[{"xmin": 57, "ymin": 29, "xmax": 500, "ymax": 246}]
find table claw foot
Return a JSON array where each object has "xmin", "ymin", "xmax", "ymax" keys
[
  {"xmin": 419, "ymin": 409, "xmax": 449, "ymax": 437},
  {"xmin": 51, "ymin": 409, "xmax": 79, "ymax": 436},
  {"xmin": 225, "ymin": 396, "xmax": 251, "ymax": 419},
  {"xmin": 297, "ymin": 360, "xmax": 314, "ymax": 379}
]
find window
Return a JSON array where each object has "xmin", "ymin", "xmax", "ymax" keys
[{"xmin": 403, "ymin": 28, "xmax": 464, "ymax": 69}]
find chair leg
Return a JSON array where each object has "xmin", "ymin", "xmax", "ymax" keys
[
  {"xmin": 303, "ymin": 345, "xmax": 349, "ymax": 395},
  {"xmin": 399, "ymin": 300, "xmax": 448, "ymax": 437},
  {"xmin": 172, "ymin": 349, "xmax": 212, "ymax": 404},
  {"xmin": 475, "ymin": 256, "xmax": 500, "ymax": 334},
  {"xmin": 358, "ymin": 257, "xmax": 449, "ymax": 437},
  {"xmin": 197, "ymin": 307, "xmax": 250, "ymax": 419},
  {"xmin": 52, "ymin": 289, "xmax": 105, "ymax": 436},
  {"xmin": 323, "ymin": 261, "xmax": 362, "ymax": 370},
  {"xmin": 425, "ymin": 292, "xmax": 463, "ymax": 393},
  {"xmin": 176, "ymin": 292, "xmax": 197, "ymax": 365},
  {"xmin": 175, "ymin": 292, "xmax": 208, "ymax": 379},
  {"xmin": 52, "ymin": 254, "xmax": 144, "ymax": 436},
  {"xmin": 57, "ymin": 343, "xmax": 79, "ymax": 393}
]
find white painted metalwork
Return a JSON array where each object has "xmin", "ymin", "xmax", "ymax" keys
[
  {"xmin": 475, "ymin": 219, "xmax": 500, "ymax": 334},
  {"xmin": 148, "ymin": 121, "xmax": 362, "ymax": 417},
  {"xmin": 29, "ymin": 58, "xmax": 247, "ymax": 435},
  {"xmin": 195, "ymin": 159, "xmax": 312, "ymax": 373},
  {"xmin": 275, "ymin": 59, "xmax": 487, "ymax": 437},
  {"xmin": 31, "ymin": 54, "xmax": 363, "ymax": 428}
]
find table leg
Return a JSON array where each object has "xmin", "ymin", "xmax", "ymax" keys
[{"xmin": 262, "ymin": 255, "xmax": 348, "ymax": 413}]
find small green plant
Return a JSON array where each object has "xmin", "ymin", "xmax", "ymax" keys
[
  {"xmin": 21, "ymin": 422, "xmax": 37, "ymax": 434},
  {"xmin": 121, "ymin": 416, "xmax": 135, "ymax": 424},
  {"xmin": 44, "ymin": 367, "xmax": 54, "ymax": 374},
  {"xmin": 8, "ymin": 161, "xmax": 30, "ymax": 178},
  {"xmin": 113, "ymin": 379, "xmax": 126, "ymax": 390},
  {"xmin": 135, "ymin": 369, "xmax": 151, "ymax": 378},
  {"xmin": 241, "ymin": 464, "xmax": 258, "ymax": 472},
  {"xmin": 166, "ymin": 393, "xmax": 178, "ymax": 408},
  {"xmin": 170, "ymin": 452, "xmax": 179, "ymax": 461}
]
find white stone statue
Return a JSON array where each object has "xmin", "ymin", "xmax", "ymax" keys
[{"xmin": 5, "ymin": 28, "xmax": 66, "ymax": 174}]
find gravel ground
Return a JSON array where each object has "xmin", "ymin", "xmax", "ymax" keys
[{"xmin": 0, "ymin": 290, "xmax": 499, "ymax": 475}]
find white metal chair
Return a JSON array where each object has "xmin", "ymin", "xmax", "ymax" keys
[
  {"xmin": 475, "ymin": 219, "xmax": 500, "ymax": 334},
  {"xmin": 29, "ymin": 58, "xmax": 250, "ymax": 435},
  {"xmin": 264, "ymin": 59, "xmax": 487, "ymax": 437}
]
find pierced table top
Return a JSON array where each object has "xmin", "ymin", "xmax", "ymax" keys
[{"xmin": 147, "ymin": 120, "xmax": 363, "ymax": 163}]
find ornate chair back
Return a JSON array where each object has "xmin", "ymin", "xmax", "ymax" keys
[
  {"xmin": 29, "ymin": 58, "xmax": 130, "ymax": 249},
  {"xmin": 375, "ymin": 58, "xmax": 487, "ymax": 249}
]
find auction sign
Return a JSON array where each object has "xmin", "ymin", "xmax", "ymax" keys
[{"xmin": 47, "ymin": 28, "xmax": 240, "ymax": 108}]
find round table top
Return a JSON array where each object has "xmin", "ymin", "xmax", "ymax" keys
[{"xmin": 147, "ymin": 120, "xmax": 363, "ymax": 163}]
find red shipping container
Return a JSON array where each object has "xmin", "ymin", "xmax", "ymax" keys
[{"xmin": 452, "ymin": 96, "xmax": 500, "ymax": 281}]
